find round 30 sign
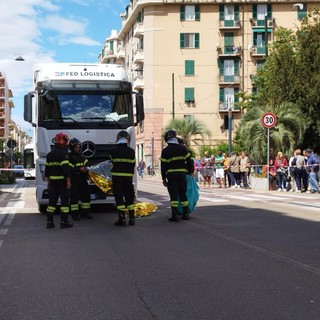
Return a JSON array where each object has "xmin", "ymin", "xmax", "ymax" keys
[{"xmin": 262, "ymin": 112, "xmax": 277, "ymax": 129}]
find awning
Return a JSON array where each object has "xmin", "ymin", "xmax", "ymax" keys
[{"xmin": 253, "ymin": 28, "xmax": 273, "ymax": 33}]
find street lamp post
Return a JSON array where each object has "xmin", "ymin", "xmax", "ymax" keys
[
  {"xmin": 264, "ymin": 14, "xmax": 268, "ymax": 59},
  {"xmin": 228, "ymin": 99, "xmax": 232, "ymax": 156}
]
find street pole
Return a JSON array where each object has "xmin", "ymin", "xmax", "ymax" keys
[
  {"xmin": 267, "ymin": 128, "xmax": 270, "ymax": 190},
  {"xmin": 151, "ymin": 133, "xmax": 154, "ymax": 175},
  {"xmin": 265, "ymin": 14, "xmax": 268, "ymax": 59},
  {"xmin": 172, "ymin": 73, "xmax": 175, "ymax": 119},
  {"xmin": 228, "ymin": 99, "xmax": 232, "ymax": 156}
]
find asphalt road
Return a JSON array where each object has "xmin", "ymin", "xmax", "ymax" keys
[{"xmin": 0, "ymin": 178, "xmax": 320, "ymax": 320}]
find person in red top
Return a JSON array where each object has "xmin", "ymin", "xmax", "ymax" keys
[
  {"xmin": 268, "ymin": 159, "xmax": 277, "ymax": 190},
  {"xmin": 274, "ymin": 151, "xmax": 288, "ymax": 191}
]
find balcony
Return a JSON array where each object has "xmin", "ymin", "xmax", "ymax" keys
[
  {"xmin": 217, "ymin": 45, "xmax": 241, "ymax": 57},
  {"xmin": 219, "ymin": 75, "xmax": 240, "ymax": 84},
  {"xmin": 133, "ymin": 74, "xmax": 144, "ymax": 90},
  {"xmin": 133, "ymin": 49, "xmax": 144, "ymax": 64},
  {"xmin": 219, "ymin": 19, "xmax": 241, "ymax": 29},
  {"xmin": 134, "ymin": 23, "xmax": 144, "ymax": 38},
  {"xmin": 249, "ymin": 45, "xmax": 266, "ymax": 57},
  {"xmin": 219, "ymin": 102, "xmax": 240, "ymax": 112},
  {"xmin": 117, "ymin": 48, "xmax": 125, "ymax": 60},
  {"xmin": 250, "ymin": 18, "xmax": 275, "ymax": 29}
]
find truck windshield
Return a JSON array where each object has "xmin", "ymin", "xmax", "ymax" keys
[{"xmin": 38, "ymin": 90, "xmax": 133, "ymax": 129}]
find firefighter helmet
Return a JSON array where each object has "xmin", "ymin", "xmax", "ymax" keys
[
  {"xmin": 164, "ymin": 129, "xmax": 176, "ymax": 142},
  {"xmin": 116, "ymin": 130, "xmax": 130, "ymax": 144},
  {"xmin": 54, "ymin": 132, "xmax": 69, "ymax": 147},
  {"xmin": 69, "ymin": 138, "xmax": 81, "ymax": 151}
]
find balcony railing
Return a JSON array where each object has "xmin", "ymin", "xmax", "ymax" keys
[
  {"xmin": 134, "ymin": 23, "xmax": 144, "ymax": 38},
  {"xmin": 219, "ymin": 75, "xmax": 240, "ymax": 83},
  {"xmin": 219, "ymin": 102, "xmax": 240, "ymax": 112},
  {"xmin": 219, "ymin": 19, "xmax": 241, "ymax": 29},
  {"xmin": 217, "ymin": 45, "xmax": 241, "ymax": 56}
]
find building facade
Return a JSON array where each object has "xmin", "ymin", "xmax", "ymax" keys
[{"xmin": 99, "ymin": 0, "xmax": 311, "ymax": 168}]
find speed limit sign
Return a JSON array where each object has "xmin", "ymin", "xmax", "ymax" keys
[{"xmin": 262, "ymin": 112, "xmax": 277, "ymax": 128}]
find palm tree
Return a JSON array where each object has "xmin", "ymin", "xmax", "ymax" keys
[
  {"xmin": 164, "ymin": 117, "xmax": 211, "ymax": 150},
  {"xmin": 235, "ymin": 102, "xmax": 307, "ymax": 164}
]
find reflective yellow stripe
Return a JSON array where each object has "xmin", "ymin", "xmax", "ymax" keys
[
  {"xmin": 47, "ymin": 206, "xmax": 55, "ymax": 213},
  {"xmin": 127, "ymin": 204, "xmax": 135, "ymax": 210},
  {"xmin": 180, "ymin": 201, "xmax": 188, "ymax": 206},
  {"xmin": 167, "ymin": 156, "xmax": 186, "ymax": 162},
  {"xmin": 75, "ymin": 162, "xmax": 86, "ymax": 167},
  {"xmin": 160, "ymin": 157, "xmax": 168, "ymax": 162},
  {"xmin": 70, "ymin": 204, "xmax": 79, "ymax": 211},
  {"xmin": 167, "ymin": 169, "xmax": 188, "ymax": 173},
  {"xmin": 117, "ymin": 205, "xmax": 126, "ymax": 211},
  {"xmin": 80, "ymin": 203, "xmax": 90, "ymax": 209},
  {"xmin": 49, "ymin": 176, "xmax": 65, "ymax": 180},
  {"xmin": 60, "ymin": 160, "xmax": 69, "ymax": 166},
  {"xmin": 111, "ymin": 172, "xmax": 134, "ymax": 177},
  {"xmin": 45, "ymin": 162, "xmax": 60, "ymax": 166},
  {"xmin": 60, "ymin": 206, "xmax": 69, "ymax": 213},
  {"xmin": 112, "ymin": 158, "xmax": 135, "ymax": 163},
  {"xmin": 171, "ymin": 201, "xmax": 178, "ymax": 208}
]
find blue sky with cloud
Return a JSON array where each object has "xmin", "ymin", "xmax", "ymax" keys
[{"xmin": 0, "ymin": 0, "xmax": 126, "ymax": 134}]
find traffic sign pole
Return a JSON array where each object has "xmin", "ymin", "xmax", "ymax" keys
[{"xmin": 262, "ymin": 112, "xmax": 277, "ymax": 191}]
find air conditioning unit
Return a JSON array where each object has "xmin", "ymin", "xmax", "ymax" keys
[
  {"xmin": 235, "ymin": 20, "xmax": 241, "ymax": 27},
  {"xmin": 268, "ymin": 21, "xmax": 273, "ymax": 27}
]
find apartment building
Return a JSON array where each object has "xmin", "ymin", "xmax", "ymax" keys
[
  {"xmin": 0, "ymin": 72, "xmax": 13, "ymax": 142},
  {"xmin": 99, "ymin": 0, "xmax": 310, "ymax": 167}
]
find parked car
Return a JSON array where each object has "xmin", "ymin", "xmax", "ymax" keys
[
  {"xmin": 13, "ymin": 165, "xmax": 25, "ymax": 177},
  {"xmin": 24, "ymin": 168, "xmax": 36, "ymax": 180}
]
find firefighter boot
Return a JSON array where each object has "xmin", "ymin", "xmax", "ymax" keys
[
  {"xmin": 181, "ymin": 206, "xmax": 190, "ymax": 220},
  {"xmin": 168, "ymin": 207, "xmax": 180, "ymax": 222},
  {"xmin": 128, "ymin": 210, "xmax": 135, "ymax": 226},
  {"xmin": 46, "ymin": 214, "xmax": 55, "ymax": 229},
  {"xmin": 114, "ymin": 211, "xmax": 127, "ymax": 226},
  {"xmin": 60, "ymin": 214, "xmax": 73, "ymax": 229}
]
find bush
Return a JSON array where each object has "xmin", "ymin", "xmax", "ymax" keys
[{"xmin": 0, "ymin": 173, "xmax": 16, "ymax": 184}]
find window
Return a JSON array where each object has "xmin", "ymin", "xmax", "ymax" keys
[
  {"xmin": 137, "ymin": 10, "xmax": 144, "ymax": 23},
  {"xmin": 185, "ymin": 60, "xmax": 195, "ymax": 76},
  {"xmin": 224, "ymin": 32, "xmax": 234, "ymax": 54},
  {"xmin": 180, "ymin": 5, "xmax": 200, "ymax": 21},
  {"xmin": 109, "ymin": 41, "xmax": 114, "ymax": 52},
  {"xmin": 184, "ymin": 115, "xmax": 194, "ymax": 120},
  {"xmin": 185, "ymin": 88, "xmax": 195, "ymax": 103},
  {"xmin": 219, "ymin": 87, "xmax": 239, "ymax": 110},
  {"xmin": 253, "ymin": 32, "xmax": 266, "ymax": 54},
  {"xmin": 297, "ymin": 4, "xmax": 307, "ymax": 20},
  {"xmin": 180, "ymin": 33, "xmax": 200, "ymax": 49},
  {"xmin": 253, "ymin": 4, "xmax": 272, "ymax": 26},
  {"xmin": 256, "ymin": 59, "xmax": 265, "ymax": 71}
]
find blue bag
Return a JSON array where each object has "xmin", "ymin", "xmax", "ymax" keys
[{"xmin": 178, "ymin": 175, "xmax": 199, "ymax": 214}]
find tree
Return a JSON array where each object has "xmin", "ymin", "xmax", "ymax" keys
[
  {"xmin": 253, "ymin": 10, "xmax": 320, "ymax": 150},
  {"xmin": 234, "ymin": 102, "xmax": 307, "ymax": 164},
  {"xmin": 164, "ymin": 117, "xmax": 211, "ymax": 151}
]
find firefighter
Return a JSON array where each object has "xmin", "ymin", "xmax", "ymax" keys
[
  {"xmin": 45, "ymin": 132, "xmax": 73, "ymax": 229},
  {"xmin": 109, "ymin": 130, "xmax": 136, "ymax": 226},
  {"xmin": 68, "ymin": 138, "xmax": 93, "ymax": 221},
  {"xmin": 160, "ymin": 129, "xmax": 194, "ymax": 221}
]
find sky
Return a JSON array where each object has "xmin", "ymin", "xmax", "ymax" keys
[{"xmin": 0, "ymin": 0, "xmax": 127, "ymax": 135}]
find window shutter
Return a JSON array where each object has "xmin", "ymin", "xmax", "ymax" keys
[
  {"xmin": 180, "ymin": 5, "xmax": 185, "ymax": 21},
  {"xmin": 195, "ymin": 33, "xmax": 200, "ymax": 48},
  {"xmin": 195, "ymin": 5, "xmax": 200, "ymax": 21},
  {"xmin": 219, "ymin": 5, "xmax": 224, "ymax": 21},
  {"xmin": 267, "ymin": 4, "xmax": 272, "ymax": 19},
  {"xmin": 234, "ymin": 59, "xmax": 239, "ymax": 75},
  {"xmin": 180, "ymin": 33, "xmax": 185, "ymax": 48},
  {"xmin": 185, "ymin": 88, "xmax": 195, "ymax": 102},
  {"xmin": 218, "ymin": 59, "xmax": 224, "ymax": 75},
  {"xmin": 219, "ymin": 88, "xmax": 224, "ymax": 103},
  {"xmin": 185, "ymin": 60, "xmax": 195, "ymax": 75},
  {"xmin": 252, "ymin": 4, "xmax": 257, "ymax": 20},
  {"xmin": 137, "ymin": 12, "xmax": 142, "ymax": 23},
  {"xmin": 234, "ymin": 88, "xmax": 240, "ymax": 103},
  {"xmin": 234, "ymin": 5, "xmax": 239, "ymax": 20}
]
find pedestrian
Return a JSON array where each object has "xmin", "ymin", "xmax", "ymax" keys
[
  {"xmin": 239, "ymin": 151, "xmax": 250, "ymax": 189},
  {"xmin": 305, "ymin": 148, "xmax": 319, "ymax": 194},
  {"xmin": 228, "ymin": 152, "xmax": 241, "ymax": 188},
  {"xmin": 137, "ymin": 158, "xmax": 146, "ymax": 178},
  {"xmin": 274, "ymin": 151, "xmax": 288, "ymax": 192},
  {"xmin": 109, "ymin": 130, "xmax": 136, "ymax": 226},
  {"xmin": 160, "ymin": 129, "xmax": 194, "ymax": 221},
  {"xmin": 45, "ymin": 132, "xmax": 73, "ymax": 229},
  {"xmin": 68, "ymin": 138, "xmax": 93, "ymax": 220},
  {"xmin": 215, "ymin": 150, "xmax": 225, "ymax": 188},
  {"xmin": 200, "ymin": 151, "xmax": 214, "ymax": 188}
]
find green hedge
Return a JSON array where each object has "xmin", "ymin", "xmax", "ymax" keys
[{"xmin": 0, "ymin": 173, "xmax": 16, "ymax": 184}]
